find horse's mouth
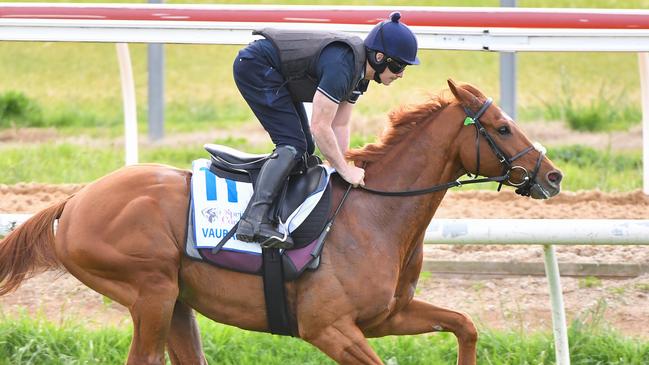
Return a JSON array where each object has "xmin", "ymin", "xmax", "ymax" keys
[
  {"xmin": 524, "ymin": 169, "xmax": 563, "ymax": 200},
  {"xmin": 528, "ymin": 183, "xmax": 560, "ymax": 200}
]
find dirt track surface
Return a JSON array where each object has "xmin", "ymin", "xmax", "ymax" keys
[{"xmin": 0, "ymin": 184, "xmax": 648, "ymax": 337}]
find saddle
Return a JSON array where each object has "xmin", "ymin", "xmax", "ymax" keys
[
  {"xmin": 185, "ymin": 144, "xmax": 334, "ymax": 279},
  {"xmin": 205, "ymin": 144, "xmax": 331, "ymax": 248},
  {"xmin": 184, "ymin": 144, "xmax": 337, "ymax": 336}
]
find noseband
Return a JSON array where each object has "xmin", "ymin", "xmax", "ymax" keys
[
  {"xmin": 360, "ymin": 97, "xmax": 545, "ymax": 197},
  {"xmin": 463, "ymin": 98, "xmax": 545, "ymax": 197}
]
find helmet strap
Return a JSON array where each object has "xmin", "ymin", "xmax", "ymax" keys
[
  {"xmin": 373, "ymin": 71, "xmax": 383, "ymax": 84},
  {"xmin": 366, "ymin": 48, "xmax": 387, "ymax": 84}
]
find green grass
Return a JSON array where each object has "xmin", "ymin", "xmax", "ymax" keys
[
  {"xmin": 0, "ymin": 91, "xmax": 43, "ymax": 128},
  {"xmin": 579, "ymin": 276, "xmax": 603, "ymax": 289},
  {"xmin": 0, "ymin": 314, "xmax": 647, "ymax": 365},
  {"xmin": 0, "ymin": 142, "xmax": 641, "ymax": 191},
  {"xmin": 0, "ymin": 0, "xmax": 646, "ymax": 191},
  {"xmin": 1, "ymin": 0, "xmax": 646, "ymax": 134},
  {"xmin": 636, "ymin": 282, "xmax": 649, "ymax": 293},
  {"xmin": 534, "ymin": 75, "xmax": 642, "ymax": 132},
  {"xmin": 1, "ymin": 46, "xmax": 641, "ymax": 134},
  {"xmin": 0, "ymin": 138, "xmax": 273, "ymax": 185},
  {"xmin": 547, "ymin": 145, "xmax": 643, "ymax": 192}
]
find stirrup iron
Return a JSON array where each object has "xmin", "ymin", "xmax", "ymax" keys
[{"xmin": 260, "ymin": 220, "xmax": 293, "ymax": 249}]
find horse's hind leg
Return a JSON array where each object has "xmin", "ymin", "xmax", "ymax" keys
[
  {"xmin": 126, "ymin": 274, "xmax": 180, "ymax": 365},
  {"xmin": 303, "ymin": 319, "xmax": 384, "ymax": 365},
  {"xmin": 365, "ymin": 298, "xmax": 477, "ymax": 365},
  {"xmin": 166, "ymin": 300, "xmax": 208, "ymax": 365},
  {"xmin": 58, "ymin": 244, "xmax": 181, "ymax": 365}
]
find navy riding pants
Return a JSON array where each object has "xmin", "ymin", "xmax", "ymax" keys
[{"xmin": 233, "ymin": 47, "xmax": 315, "ymax": 158}]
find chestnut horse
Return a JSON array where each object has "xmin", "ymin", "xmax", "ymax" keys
[{"xmin": 0, "ymin": 80, "xmax": 562, "ymax": 365}]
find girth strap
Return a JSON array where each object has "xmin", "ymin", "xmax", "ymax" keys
[
  {"xmin": 262, "ymin": 247, "xmax": 294, "ymax": 336},
  {"xmin": 259, "ymin": 180, "xmax": 353, "ymax": 336}
]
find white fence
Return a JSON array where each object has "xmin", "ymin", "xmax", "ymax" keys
[
  {"xmin": 425, "ymin": 219, "xmax": 649, "ymax": 364},
  {"xmin": 3, "ymin": 4, "xmax": 649, "ymax": 364}
]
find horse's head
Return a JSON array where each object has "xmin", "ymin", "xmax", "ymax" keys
[{"xmin": 448, "ymin": 79, "xmax": 562, "ymax": 199}]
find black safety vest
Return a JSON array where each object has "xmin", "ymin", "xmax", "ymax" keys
[{"xmin": 253, "ymin": 28, "xmax": 366, "ymax": 103}]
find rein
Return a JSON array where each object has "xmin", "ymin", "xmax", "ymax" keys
[
  {"xmin": 358, "ymin": 97, "xmax": 544, "ymax": 197},
  {"xmin": 359, "ymin": 175, "xmax": 507, "ymax": 197}
]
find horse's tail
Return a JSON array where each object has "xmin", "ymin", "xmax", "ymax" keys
[{"xmin": 0, "ymin": 197, "xmax": 71, "ymax": 296}]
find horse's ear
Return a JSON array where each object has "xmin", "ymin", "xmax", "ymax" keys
[
  {"xmin": 447, "ymin": 78, "xmax": 482, "ymax": 111},
  {"xmin": 447, "ymin": 79, "xmax": 460, "ymax": 98}
]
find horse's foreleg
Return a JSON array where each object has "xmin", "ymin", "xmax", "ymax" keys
[
  {"xmin": 364, "ymin": 299, "xmax": 477, "ymax": 365},
  {"xmin": 166, "ymin": 300, "xmax": 208, "ymax": 365},
  {"xmin": 303, "ymin": 319, "xmax": 384, "ymax": 365}
]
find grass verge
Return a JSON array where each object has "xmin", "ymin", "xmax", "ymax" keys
[
  {"xmin": 0, "ymin": 138, "xmax": 270, "ymax": 185},
  {"xmin": 0, "ymin": 313, "xmax": 647, "ymax": 365},
  {"xmin": 1, "ymin": 15, "xmax": 645, "ymax": 134},
  {"xmin": 0, "ymin": 142, "xmax": 641, "ymax": 192}
]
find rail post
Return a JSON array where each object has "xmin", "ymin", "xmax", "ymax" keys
[
  {"xmin": 543, "ymin": 244, "xmax": 570, "ymax": 365},
  {"xmin": 639, "ymin": 52, "xmax": 649, "ymax": 195},
  {"xmin": 116, "ymin": 43, "xmax": 138, "ymax": 165}
]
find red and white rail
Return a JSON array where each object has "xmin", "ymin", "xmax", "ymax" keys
[{"xmin": 2, "ymin": 4, "xmax": 649, "ymax": 51}]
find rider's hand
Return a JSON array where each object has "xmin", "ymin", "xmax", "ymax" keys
[{"xmin": 340, "ymin": 165, "xmax": 365, "ymax": 187}]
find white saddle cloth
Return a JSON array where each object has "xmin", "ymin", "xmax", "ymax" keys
[{"xmin": 190, "ymin": 158, "xmax": 331, "ymax": 254}]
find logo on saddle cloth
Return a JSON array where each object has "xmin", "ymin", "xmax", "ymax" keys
[{"xmin": 185, "ymin": 158, "xmax": 332, "ymax": 280}]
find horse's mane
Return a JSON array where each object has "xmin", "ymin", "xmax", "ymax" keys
[{"xmin": 346, "ymin": 92, "xmax": 454, "ymax": 163}]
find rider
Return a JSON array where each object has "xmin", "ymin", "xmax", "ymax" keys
[{"xmin": 233, "ymin": 11, "xmax": 420, "ymax": 245}]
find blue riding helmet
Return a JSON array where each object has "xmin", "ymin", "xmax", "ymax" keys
[{"xmin": 364, "ymin": 11, "xmax": 420, "ymax": 66}]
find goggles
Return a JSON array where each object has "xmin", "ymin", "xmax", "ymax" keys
[{"xmin": 385, "ymin": 57, "xmax": 407, "ymax": 74}]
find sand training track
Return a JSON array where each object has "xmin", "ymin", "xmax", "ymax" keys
[{"xmin": 0, "ymin": 183, "xmax": 648, "ymax": 337}]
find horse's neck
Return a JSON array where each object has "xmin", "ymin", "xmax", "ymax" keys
[{"xmin": 361, "ymin": 110, "xmax": 463, "ymax": 261}]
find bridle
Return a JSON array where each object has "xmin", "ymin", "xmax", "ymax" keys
[
  {"xmin": 462, "ymin": 97, "xmax": 545, "ymax": 197},
  {"xmin": 359, "ymin": 97, "xmax": 546, "ymax": 197}
]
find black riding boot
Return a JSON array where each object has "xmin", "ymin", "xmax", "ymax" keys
[{"xmin": 236, "ymin": 145, "xmax": 298, "ymax": 246}]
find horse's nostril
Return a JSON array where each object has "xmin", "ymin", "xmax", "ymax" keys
[{"xmin": 547, "ymin": 171, "xmax": 563, "ymax": 185}]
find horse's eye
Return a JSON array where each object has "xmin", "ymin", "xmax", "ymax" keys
[{"xmin": 497, "ymin": 126, "xmax": 510, "ymax": 135}]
